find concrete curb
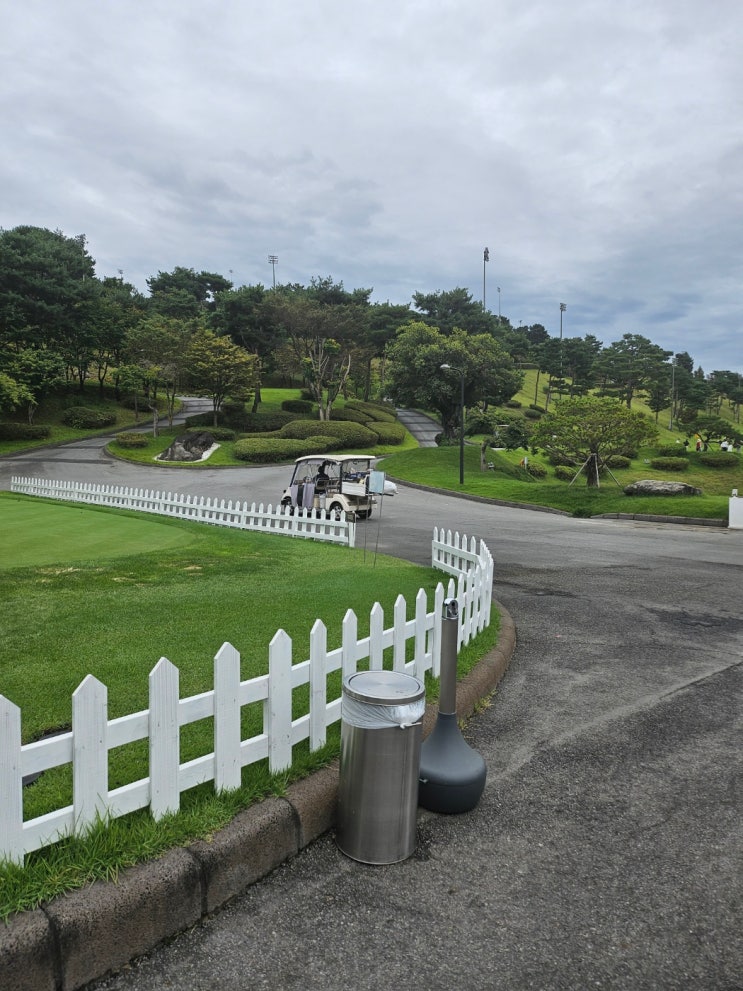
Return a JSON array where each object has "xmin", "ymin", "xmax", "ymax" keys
[{"xmin": 0, "ymin": 603, "xmax": 516, "ymax": 991}]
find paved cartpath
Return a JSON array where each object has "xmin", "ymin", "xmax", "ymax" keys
[{"xmin": 2, "ymin": 407, "xmax": 741, "ymax": 991}]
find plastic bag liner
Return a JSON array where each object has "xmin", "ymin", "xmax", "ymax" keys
[{"xmin": 341, "ymin": 671, "xmax": 426, "ymax": 729}]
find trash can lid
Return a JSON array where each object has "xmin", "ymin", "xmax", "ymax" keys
[{"xmin": 343, "ymin": 670, "xmax": 425, "ymax": 705}]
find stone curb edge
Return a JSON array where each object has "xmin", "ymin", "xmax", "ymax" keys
[{"xmin": 1, "ymin": 602, "xmax": 516, "ymax": 991}]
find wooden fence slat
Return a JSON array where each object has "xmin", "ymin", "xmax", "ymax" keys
[
  {"xmin": 0, "ymin": 695, "xmax": 24, "ymax": 864},
  {"xmin": 149, "ymin": 658, "xmax": 180, "ymax": 817},
  {"xmin": 214, "ymin": 642, "xmax": 242, "ymax": 792},
  {"xmin": 309, "ymin": 620, "xmax": 328, "ymax": 749},
  {"xmin": 72, "ymin": 675, "xmax": 108, "ymax": 834},
  {"xmin": 268, "ymin": 630, "xmax": 293, "ymax": 772}
]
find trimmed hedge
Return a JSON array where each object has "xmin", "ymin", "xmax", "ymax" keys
[
  {"xmin": 345, "ymin": 400, "xmax": 397, "ymax": 423},
  {"xmin": 698, "ymin": 452, "xmax": 739, "ymax": 468},
  {"xmin": 0, "ymin": 422, "xmax": 52, "ymax": 440},
  {"xmin": 605, "ymin": 455, "xmax": 631, "ymax": 469},
  {"xmin": 233, "ymin": 436, "xmax": 334, "ymax": 463},
  {"xmin": 61, "ymin": 407, "xmax": 117, "ymax": 429},
  {"xmin": 367, "ymin": 421, "xmax": 406, "ymax": 445},
  {"xmin": 281, "ymin": 399, "xmax": 313, "ymax": 414},
  {"xmin": 655, "ymin": 445, "xmax": 689, "ymax": 458},
  {"xmin": 554, "ymin": 465, "xmax": 577, "ymax": 481},
  {"xmin": 332, "ymin": 407, "xmax": 372, "ymax": 423},
  {"xmin": 526, "ymin": 462, "xmax": 548, "ymax": 478},
  {"xmin": 523, "ymin": 408, "xmax": 542, "ymax": 420},
  {"xmin": 114, "ymin": 432, "xmax": 149, "ymax": 449},
  {"xmin": 186, "ymin": 411, "xmax": 297, "ymax": 432},
  {"xmin": 649, "ymin": 457, "xmax": 689, "ymax": 472},
  {"xmin": 279, "ymin": 419, "xmax": 378, "ymax": 447},
  {"xmin": 187, "ymin": 425, "xmax": 236, "ymax": 440}
]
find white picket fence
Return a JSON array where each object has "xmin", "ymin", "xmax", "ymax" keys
[
  {"xmin": 0, "ymin": 528, "xmax": 493, "ymax": 864},
  {"xmin": 10, "ymin": 476, "xmax": 356, "ymax": 547}
]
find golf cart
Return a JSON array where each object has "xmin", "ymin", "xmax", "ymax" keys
[{"xmin": 281, "ymin": 454, "xmax": 385, "ymax": 520}]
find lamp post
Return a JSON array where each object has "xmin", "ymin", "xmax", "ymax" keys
[
  {"xmin": 497, "ymin": 286, "xmax": 501, "ymax": 323},
  {"xmin": 268, "ymin": 254, "xmax": 278, "ymax": 289},
  {"xmin": 483, "ymin": 247, "xmax": 489, "ymax": 309},
  {"xmin": 559, "ymin": 302, "xmax": 567, "ymax": 399},
  {"xmin": 440, "ymin": 364, "xmax": 465, "ymax": 485}
]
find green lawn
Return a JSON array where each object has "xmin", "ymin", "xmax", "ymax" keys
[{"xmin": 0, "ymin": 492, "xmax": 498, "ymax": 916}]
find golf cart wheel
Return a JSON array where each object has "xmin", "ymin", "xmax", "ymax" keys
[{"xmin": 328, "ymin": 502, "xmax": 344, "ymax": 521}]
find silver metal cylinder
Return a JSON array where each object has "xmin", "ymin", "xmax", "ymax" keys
[
  {"xmin": 336, "ymin": 670, "xmax": 425, "ymax": 864},
  {"xmin": 439, "ymin": 598, "xmax": 459, "ymax": 715}
]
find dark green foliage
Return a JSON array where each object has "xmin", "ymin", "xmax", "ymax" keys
[
  {"xmin": 233, "ymin": 436, "xmax": 334, "ymax": 463},
  {"xmin": 61, "ymin": 407, "xmax": 117, "ymax": 429},
  {"xmin": 281, "ymin": 399, "xmax": 313, "ymax": 414},
  {"xmin": 0, "ymin": 421, "xmax": 51, "ymax": 440},
  {"xmin": 186, "ymin": 410, "xmax": 296, "ymax": 432},
  {"xmin": 523, "ymin": 408, "xmax": 542, "ymax": 419},
  {"xmin": 279, "ymin": 419, "xmax": 378, "ymax": 447},
  {"xmin": 649, "ymin": 457, "xmax": 689, "ymax": 471},
  {"xmin": 528, "ymin": 404, "xmax": 545, "ymax": 412},
  {"xmin": 656, "ymin": 445, "xmax": 689, "ymax": 458},
  {"xmin": 605, "ymin": 455, "xmax": 631, "ymax": 469},
  {"xmin": 186, "ymin": 425, "xmax": 236, "ymax": 440},
  {"xmin": 114, "ymin": 432, "xmax": 149, "ymax": 448},
  {"xmin": 345, "ymin": 400, "xmax": 397, "ymax": 422},
  {"xmin": 698, "ymin": 452, "xmax": 738, "ymax": 468},
  {"xmin": 547, "ymin": 450, "xmax": 577, "ymax": 466},
  {"xmin": 220, "ymin": 398, "xmax": 247, "ymax": 421},
  {"xmin": 526, "ymin": 461, "xmax": 548, "ymax": 478},
  {"xmin": 505, "ymin": 399, "xmax": 522, "ymax": 408},
  {"xmin": 554, "ymin": 465, "xmax": 577, "ymax": 481},
  {"xmin": 332, "ymin": 407, "xmax": 371, "ymax": 423},
  {"xmin": 367, "ymin": 421, "xmax": 406, "ymax": 445}
]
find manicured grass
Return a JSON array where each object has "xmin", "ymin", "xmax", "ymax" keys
[
  {"xmin": 0, "ymin": 492, "xmax": 499, "ymax": 916},
  {"xmin": 378, "ymin": 445, "xmax": 739, "ymax": 520}
]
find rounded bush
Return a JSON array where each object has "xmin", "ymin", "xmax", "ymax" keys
[
  {"xmin": 61, "ymin": 407, "xmax": 117, "ymax": 429},
  {"xmin": 368, "ymin": 421, "xmax": 406, "ymax": 445},
  {"xmin": 505, "ymin": 399, "xmax": 522, "ymax": 408},
  {"xmin": 332, "ymin": 407, "xmax": 371, "ymax": 423},
  {"xmin": 655, "ymin": 445, "xmax": 689, "ymax": 458},
  {"xmin": 649, "ymin": 457, "xmax": 689, "ymax": 472},
  {"xmin": 0, "ymin": 421, "xmax": 52, "ymax": 440},
  {"xmin": 233, "ymin": 436, "xmax": 334, "ymax": 463},
  {"xmin": 526, "ymin": 462, "xmax": 548, "ymax": 478},
  {"xmin": 114, "ymin": 432, "xmax": 149, "ymax": 449},
  {"xmin": 698, "ymin": 452, "xmax": 738, "ymax": 468},
  {"xmin": 554, "ymin": 465, "xmax": 577, "ymax": 481},
  {"xmin": 345, "ymin": 400, "xmax": 397, "ymax": 422},
  {"xmin": 605, "ymin": 455, "xmax": 631, "ymax": 469},
  {"xmin": 280, "ymin": 419, "xmax": 378, "ymax": 448},
  {"xmin": 523, "ymin": 408, "xmax": 542, "ymax": 419},
  {"xmin": 281, "ymin": 399, "xmax": 313, "ymax": 414},
  {"xmin": 187, "ymin": 425, "xmax": 236, "ymax": 440}
]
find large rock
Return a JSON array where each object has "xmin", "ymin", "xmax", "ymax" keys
[
  {"xmin": 158, "ymin": 431, "xmax": 216, "ymax": 462},
  {"xmin": 624, "ymin": 479, "xmax": 702, "ymax": 497}
]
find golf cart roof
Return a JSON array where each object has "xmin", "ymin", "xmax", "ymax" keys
[{"xmin": 292, "ymin": 454, "xmax": 376, "ymax": 464}]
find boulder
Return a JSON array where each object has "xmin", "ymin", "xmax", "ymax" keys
[
  {"xmin": 624, "ymin": 479, "xmax": 702, "ymax": 497},
  {"xmin": 158, "ymin": 431, "xmax": 216, "ymax": 462}
]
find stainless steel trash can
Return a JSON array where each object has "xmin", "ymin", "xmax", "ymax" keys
[{"xmin": 336, "ymin": 670, "xmax": 426, "ymax": 864}]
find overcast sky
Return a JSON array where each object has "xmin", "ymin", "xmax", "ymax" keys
[{"xmin": 3, "ymin": 0, "xmax": 742, "ymax": 373}]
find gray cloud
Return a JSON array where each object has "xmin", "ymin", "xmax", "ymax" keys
[{"xmin": 2, "ymin": 0, "xmax": 742, "ymax": 372}]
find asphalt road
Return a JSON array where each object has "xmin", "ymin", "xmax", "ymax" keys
[{"xmin": 1, "ymin": 405, "xmax": 741, "ymax": 991}]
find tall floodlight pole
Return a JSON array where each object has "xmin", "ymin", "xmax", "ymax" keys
[
  {"xmin": 497, "ymin": 286, "xmax": 501, "ymax": 323},
  {"xmin": 483, "ymin": 247, "xmax": 489, "ymax": 308},
  {"xmin": 669, "ymin": 357, "xmax": 676, "ymax": 430},
  {"xmin": 268, "ymin": 254, "xmax": 278, "ymax": 289},
  {"xmin": 559, "ymin": 302, "xmax": 567, "ymax": 399},
  {"xmin": 440, "ymin": 364, "xmax": 465, "ymax": 486}
]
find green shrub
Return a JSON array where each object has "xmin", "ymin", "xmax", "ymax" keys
[
  {"xmin": 698, "ymin": 452, "xmax": 738, "ymax": 468},
  {"xmin": 649, "ymin": 457, "xmax": 689, "ymax": 472},
  {"xmin": 187, "ymin": 410, "xmax": 297, "ymax": 432},
  {"xmin": 523, "ymin": 408, "xmax": 542, "ymax": 420},
  {"xmin": 113, "ymin": 432, "xmax": 149, "ymax": 449},
  {"xmin": 0, "ymin": 422, "xmax": 52, "ymax": 440},
  {"xmin": 220, "ymin": 399, "xmax": 247, "ymax": 421},
  {"xmin": 187, "ymin": 426, "xmax": 236, "ymax": 441},
  {"xmin": 547, "ymin": 451, "xmax": 577, "ymax": 467},
  {"xmin": 332, "ymin": 407, "xmax": 371, "ymax": 423},
  {"xmin": 61, "ymin": 407, "xmax": 117, "ymax": 429},
  {"xmin": 554, "ymin": 465, "xmax": 577, "ymax": 481},
  {"xmin": 367, "ymin": 421, "xmax": 406, "ymax": 445},
  {"xmin": 281, "ymin": 399, "xmax": 313, "ymax": 414},
  {"xmin": 656, "ymin": 445, "xmax": 689, "ymax": 458},
  {"xmin": 279, "ymin": 419, "xmax": 378, "ymax": 448},
  {"xmin": 345, "ymin": 401, "xmax": 397, "ymax": 422},
  {"xmin": 528, "ymin": 404, "xmax": 545, "ymax": 412},
  {"xmin": 505, "ymin": 399, "xmax": 522, "ymax": 408},
  {"xmin": 605, "ymin": 455, "xmax": 631, "ymax": 469},
  {"xmin": 526, "ymin": 461, "xmax": 548, "ymax": 478},
  {"xmin": 233, "ymin": 436, "xmax": 334, "ymax": 463}
]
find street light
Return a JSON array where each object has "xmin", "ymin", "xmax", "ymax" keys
[
  {"xmin": 559, "ymin": 302, "xmax": 567, "ymax": 399},
  {"xmin": 268, "ymin": 254, "xmax": 278, "ymax": 289},
  {"xmin": 497, "ymin": 286, "xmax": 501, "ymax": 323},
  {"xmin": 483, "ymin": 247, "xmax": 489, "ymax": 309},
  {"xmin": 440, "ymin": 363, "xmax": 465, "ymax": 486}
]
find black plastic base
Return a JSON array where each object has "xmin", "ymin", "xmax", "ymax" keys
[{"xmin": 418, "ymin": 712, "xmax": 487, "ymax": 814}]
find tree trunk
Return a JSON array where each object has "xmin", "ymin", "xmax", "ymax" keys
[{"xmin": 586, "ymin": 452, "xmax": 600, "ymax": 487}]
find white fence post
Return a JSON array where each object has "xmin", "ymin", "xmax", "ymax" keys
[
  {"xmin": 149, "ymin": 658, "xmax": 181, "ymax": 817},
  {"xmin": 268, "ymin": 630, "xmax": 293, "ymax": 772},
  {"xmin": 72, "ymin": 675, "xmax": 109, "ymax": 834},
  {"xmin": 309, "ymin": 620, "xmax": 328, "ymax": 749},
  {"xmin": 214, "ymin": 642, "xmax": 242, "ymax": 793},
  {"xmin": 0, "ymin": 695, "xmax": 23, "ymax": 864}
]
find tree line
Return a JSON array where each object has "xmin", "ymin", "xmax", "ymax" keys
[{"xmin": 1, "ymin": 225, "xmax": 741, "ymax": 438}]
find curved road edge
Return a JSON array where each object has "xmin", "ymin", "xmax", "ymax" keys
[{"xmin": 0, "ymin": 603, "xmax": 516, "ymax": 991}]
